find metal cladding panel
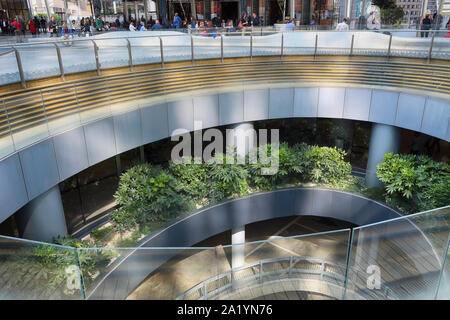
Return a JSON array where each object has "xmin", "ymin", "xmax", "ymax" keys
[
  {"xmin": 244, "ymin": 89, "xmax": 269, "ymax": 121},
  {"xmin": 193, "ymin": 94, "xmax": 220, "ymax": 129},
  {"xmin": 84, "ymin": 118, "xmax": 117, "ymax": 166},
  {"xmin": 369, "ymin": 90, "xmax": 399, "ymax": 126},
  {"xmin": 219, "ymin": 91, "xmax": 244, "ymax": 125},
  {"xmin": 168, "ymin": 98, "xmax": 194, "ymax": 134},
  {"xmin": 317, "ymin": 87, "xmax": 345, "ymax": 119},
  {"xmin": 269, "ymin": 88, "xmax": 295, "ymax": 119},
  {"xmin": 0, "ymin": 153, "xmax": 28, "ymax": 223},
  {"xmin": 19, "ymin": 139, "xmax": 59, "ymax": 201},
  {"xmin": 113, "ymin": 109, "xmax": 143, "ymax": 154},
  {"xmin": 395, "ymin": 93, "xmax": 426, "ymax": 132},
  {"xmin": 140, "ymin": 103, "xmax": 169, "ymax": 144},
  {"xmin": 421, "ymin": 98, "xmax": 450, "ymax": 141},
  {"xmin": 52, "ymin": 127, "xmax": 89, "ymax": 182},
  {"xmin": 343, "ymin": 88, "xmax": 371, "ymax": 121},
  {"xmin": 293, "ymin": 87, "xmax": 319, "ymax": 118}
]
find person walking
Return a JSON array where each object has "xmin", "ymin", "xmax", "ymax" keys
[
  {"xmin": 173, "ymin": 13, "xmax": 182, "ymax": 28},
  {"xmin": 29, "ymin": 18, "xmax": 36, "ymax": 37},
  {"xmin": 152, "ymin": 19, "xmax": 163, "ymax": 30},
  {"xmin": 95, "ymin": 15, "xmax": 104, "ymax": 31},
  {"xmin": 336, "ymin": 18, "xmax": 349, "ymax": 31},
  {"xmin": 49, "ymin": 16, "xmax": 58, "ymax": 37},
  {"xmin": 420, "ymin": 10, "xmax": 433, "ymax": 38},
  {"xmin": 286, "ymin": 19, "xmax": 295, "ymax": 31},
  {"xmin": 40, "ymin": 16, "xmax": 47, "ymax": 34},
  {"xmin": 251, "ymin": 13, "xmax": 260, "ymax": 26},
  {"xmin": 10, "ymin": 17, "xmax": 22, "ymax": 42},
  {"xmin": 129, "ymin": 21, "xmax": 136, "ymax": 31}
]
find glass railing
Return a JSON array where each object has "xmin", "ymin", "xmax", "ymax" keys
[
  {"xmin": 0, "ymin": 28, "xmax": 448, "ymax": 88},
  {"xmin": 0, "ymin": 205, "xmax": 448, "ymax": 300}
]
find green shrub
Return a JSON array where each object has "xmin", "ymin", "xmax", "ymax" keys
[
  {"xmin": 247, "ymin": 143, "xmax": 310, "ymax": 190},
  {"xmin": 208, "ymin": 153, "xmax": 249, "ymax": 201},
  {"xmin": 169, "ymin": 157, "xmax": 211, "ymax": 203},
  {"xmin": 305, "ymin": 146, "xmax": 352, "ymax": 185},
  {"xmin": 376, "ymin": 153, "xmax": 450, "ymax": 213},
  {"xmin": 111, "ymin": 164, "xmax": 191, "ymax": 232},
  {"xmin": 90, "ymin": 226, "xmax": 114, "ymax": 242}
]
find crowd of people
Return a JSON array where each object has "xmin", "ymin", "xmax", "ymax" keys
[{"xmin": 1, "ymin": 10, "xmax": 449, "ymax": 42}]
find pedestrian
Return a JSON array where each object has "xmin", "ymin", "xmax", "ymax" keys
[
  {"xmin": 95, "ymin": 15, "xmax": 104, "ymax": 31},
  {"xmin": 129, "ymin": 21, "xmax": 136, "ymax": 31},
  {"xmin": 49, "ymin": 16, "xmax": 58, "ymax": 37},
  {"xmin": 10, "ymin": 17, "xmax": 23, "ymax": 42},
  {"xmin": 286, "ymin": 19, "xmax": 295, "ymax": 31},
  {"xmin": 115, "ymin": 15, "xmax": 121, "ymax": 29},
  {"xmin": 152, "ymin": 19, "xmax": 163, "ymax": 30},
  {"xmin": 336, "ymin": 18, "xmax": 349, "ymax": 31},
  {"xmin": 138, "ymin": 20, "xmax": 147, "ymax": 31},
  {"xmin": 29, "ymin": 18, "xmax": 36, "ymax": 37},
  {"xmin": 420, "ymin": 10, "xmax": 433, "ymax": 38},
  {"xmin": 40, "ymin": 16, "xmax": 47, "ymax": 34},
  {"xmin": 251, "ymin": 13, "xmax": 260, "ymax": 26},
  {"xmin": 173, "ymin": 13, "xmax": 182, "ymax": 28}
]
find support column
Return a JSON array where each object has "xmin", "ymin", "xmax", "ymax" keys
[
  {"xmin": 124, "ymin": 0, "xmax": 128, "ymax": 21},
  {"xmin": 16, "ymin": 185, "xmax": 68, "ymax": 242},
  {"xmin": 226, "ymin": 122, "xmax": 256, "ymax": 158},
  {"xmin": 231, "ymin": 225, "xmax": 246, "ymax": 269},
  {"xmin": 365, "ymin": 123, "xmax": 402, "ymax": 187},
  {"xmin": 135, "ymin": 1, "xmax": 139, "ymax": 20},
  {"xmin": 158, "ymin": 0, "xmax": 168, "ymax": 24},
  {"xmin": 345, "ymin": 0, "xmax": 351, "ymax": 19},
  {"xmin": 144, "ymin": 0, "xmax": 149, "ymax": 22}
]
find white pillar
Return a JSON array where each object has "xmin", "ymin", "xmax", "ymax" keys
[
  {"xmin": 232, "ymin": 225, "xmax": 246, "ymax": 269},
  {"xmin": 365, "ymin": 123, "xmax": 402, "ymax": 187},
  {"xmin": 16, "ymin": 185, "xmax": 68, "ymax": 242},
  {"xmin": 346, "ymin": 0, "xmax": 352, "ymax": 19},
  {"xmin": 226, "ymin": 122, "xmax": 256, "ymax": 158}
]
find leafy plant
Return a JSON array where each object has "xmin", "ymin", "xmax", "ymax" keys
[
  {"xmin": 207, "ymin": 153, "xmax": 249, "ymax": 201},
  {"xmin": 377, "ymin": 153, "xmax": 450, "ymax": 213},
  {"xmin": 305, "ymin": 146, "xmax": 352, "ymax": 185},
  {"xmin": 111, "ymin": 164, "xmax": 191, "ymax": 232}
]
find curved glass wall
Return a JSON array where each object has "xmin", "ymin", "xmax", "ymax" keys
[{"xmin": 0, "ymin": 205, "xmax": 448, "ymax": 299}]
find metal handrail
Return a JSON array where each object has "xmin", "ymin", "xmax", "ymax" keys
[
  {"xmin": 176, "ymin": 256, "xmax": 397, "ymax": 300},
  {"xmin": 0, "ymin": 58, "xmax": 449, "ymax": 150},
  {"xmin": 1, "ymin": 29, "xmax": 448, "ymax": 89}
]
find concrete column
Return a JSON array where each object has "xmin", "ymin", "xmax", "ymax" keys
[
  {"xmin": 144, "ymin": 0, "xmax": 149, "ymax": 22},
  {"xmin": 346, "ymin": 0, "xmax": 352, "ymax": 19},
  {"xmin": 365, "ymin": 123, "xmax": 402, "ymax": 187},
  {"xmin": 124, "ymin": 0, "xmax": 128, "ymax": 21},
  {"xmin": 231, "ymin": 225, "xmax": 246, "ymax": 269},
  {"xmin": 16, "ymin": 185, "xmax": 68, "ymax": 242},
  {"xmin": 226, "ymin": 122, "xmax": 256, "ymax": 158},
  {"xmin": 135, "ymin": 1, "xmax": 139, "ymax": 20}
]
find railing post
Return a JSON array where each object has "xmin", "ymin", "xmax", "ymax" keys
[
  {"xmin": 349, "ymin": 34, "xmax": 354, "ymax": 57},
  {"xmin": 342, "ymin": 228, "xmax": 355, "ymax": 300},
  {"xmin": 190, "ymin": 35, "xmax": 194, "ymax": 65},
  {"xmin": 288, "ymin": 256, "xmax": 293, "ymax": 278},
  {"xmin": 221, "ymin": 35, "xmax": 224, "ymax": 63},
  {"xmin": 427, "ymin": 31, "xmax": 435, "ymax": 64},
  {"xmin": 73, "ymin": 248, "xmax": 86, "ymax": 300},
  {"xmin": 54, "ymin": 43, "xmax": 65, "ymax": 81},
  {"xmin": 203, "ymin": 282, "xmax": 207, "ymax": 300},
  {"xmin": 259, "ymin": 260, "xmax": 263, "ymax": 283},
  {"xmin": 320, "ymin": 261, "xmax": 325, "ymax": 281},
  {"xmin": 159, "ymin": 37, "xmax": 164, "ymax": 68},
  {"xmin": 13, "ymin": 47, "xmax": 26, "ymax": 89},
  {"xmin": 434, "ymin": 236, "xmax": 450, "ymax": 300},
  {"xmin": 314, "ymin": 34, "xmax": 318, "ymax": 61},
  {"xmin": 386, "ymin": 34, "xmax": 392, "ymax": 60},
  {"xmin": 280, "ymin": 33, "xmax": 284, "ymax": 60},
  {"xmin": 91, "ymin": 40, "xmax": 101, "ymax": 76},
  {"xmin": 126, "ymin": 38, "xmax": 133, "ymax": 72},
  {"xmin": 250, "ymin": 35, "xmax": 253, "ymax": 61}
]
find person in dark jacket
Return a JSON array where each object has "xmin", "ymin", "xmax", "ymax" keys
[
  {"xmin": 251, "ymin": 13, "xmax": 260, "ymax": 26},
  {"xmin": 40, "ymin": 16, "xmax": 47, "ymax": 33},
  {"xmin": 152, "ymin": 19, "xmax": 163, "ymax": 30},
  {"xmin": 49, "ymin": 16, "xmax": 58, "ymax": 37}
]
